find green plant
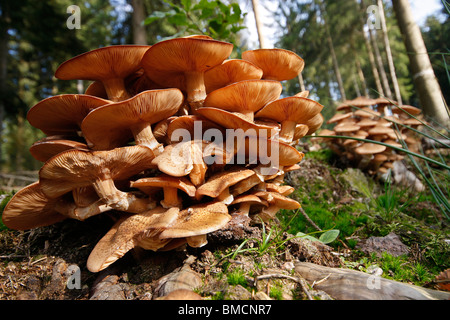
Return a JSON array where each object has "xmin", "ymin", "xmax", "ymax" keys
[
  {"xmin": 144, "ymin": 0, "xmax": 246, "ymax": 44},
  {"xmin": 227, "ymin": 267, "xmax": 247, "ymax": 287}
]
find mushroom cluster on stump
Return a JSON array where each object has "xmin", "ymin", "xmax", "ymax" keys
[
  {"xmin": 318, "ymin": 96, "xmax": 424, "ymax": 176},
  {"xmin": 2, "ymin": 36, "xmax": 324, "ymax": 273}
]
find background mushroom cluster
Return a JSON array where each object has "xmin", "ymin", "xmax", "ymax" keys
[
  {"xmin": 2, "ymin": 35, "xmax": 324, "ymax": 273},
  {"xmin": 318, "ymin": 96, "xmax": 423, "ymax": 176}
]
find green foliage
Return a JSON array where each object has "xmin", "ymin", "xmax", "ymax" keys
[
  {"xmin": 0, "ymin": 193, "xmax": 13, "ymax": 231},
  {"xmin": 226, "ymin": 267, "xmax": 247, "ymax": 287},
  {"xmin": 144, "ymin": 0, "xmax": 246, "ymax": 45}
]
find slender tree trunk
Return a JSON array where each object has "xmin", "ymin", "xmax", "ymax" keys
[
  {"xmin": 358, "ymin": 0, "xmax": 384, "ymax": 97},
  {"xmin": 392, "ymin": 0, "xmax": 449, "ymax": 126},
  {"xmin": 251, "ymin": 0, "xmax": 266, "ymax": 49},
  {"xmin": 131, "ymin": 0, "xmax": 147, "ymax": 45},
  {"xmin": 355, "ymin": 58, "xmax": 369, "ymax": 96},
  {"xmin": 319, "ymin": 1, "xmax": 346, "ymax": 101},
  {"xmin": 0, "ymin": 3, "xmax": 9, "ymax": 170},
  {"xmin": 377, "ymin": 0, "xmax": 403, "ymax": 105},
  {"xmin": 369, "ymin": 26, "xmax": 393, "ymax": 99},
  {"xmin": 298, "ymin": 72, "xmax": 306, "ymax": 92}
]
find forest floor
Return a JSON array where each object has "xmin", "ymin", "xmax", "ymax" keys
[{"xmin": 0, "ymin": 143, "xmax": 449, "ymax": 300}]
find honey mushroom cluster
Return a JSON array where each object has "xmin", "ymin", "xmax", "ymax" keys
[
  {"xmin": 2, "ymin": 35, "xmax": 324, "ymax": 273},
  {"xmin": 318, "ymin": 96, "xmax": 423, "ymax": 176}
]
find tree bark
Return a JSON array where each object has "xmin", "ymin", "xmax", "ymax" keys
[
  {"xmin": 319, "ymin": 1, "xmax": 346, "ymax": 101},
  {"xmin": 131, "ymin": 0, "xmax": 147, "ymax": 45},
  {"xmin": 369, "ymin": 26, "xmax": 393, "ymax": 99},
  {"xmin": 392, "ymin": 0, "xmax": 449, "ymax": 126},
  {"xmin": 251, "ymin": 0, "xmax": 266, "ymax": 49},
  {"xmin": 358, "ymin": 0, "xmax": 384, "ymax": 97},
  {"xmin": 378, "ymin": 0, "xmax": 403, "ymax": 105}
]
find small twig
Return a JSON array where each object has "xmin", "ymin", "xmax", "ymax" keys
[
  {"xmin": 299, "ymin": 207, "xmax": 322, "ymax": 232},
  {"xmin": 253, "ymin": 273, "xmax": 314, "ymax": 300},
  {"xmin": 0, "ymin": 255, "xmax": 27, "ymax": 259},
  {"xmin": 312, "ymin": 273, "xmax": 331, "ymax": 288}
]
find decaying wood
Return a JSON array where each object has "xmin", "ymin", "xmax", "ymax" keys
[{"xmin": 295, "ymin": 262, "xmax": 450, "ymax": 300}]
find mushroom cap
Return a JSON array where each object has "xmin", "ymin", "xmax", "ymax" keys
[
  {"xmin": 29, "ymin": 136, "xmax": 89, "ymax": 162},
  {"xmin": 27, "ymin": 94, "xmax": 110, "ymax": 136},
  {"xmin": 354, "ymin": 143, "xmax": 387, "ymax": 155},
  {"xmin": 337, "ymin": 96, "xmax": 377, "ymax": 109},
  {"xmin": 86, "ymin": 206, "xmax": 179, "ymax": 272},
  {"xmin": 303, "ymin": 113, "xmax": 324, "ymax": 135},
  {"xmin": 39, "ymin": 145, "xmax": 155, "ymax": 199},
  {"xmin": 81, "ymin": 89, "xmax": 183, "ymax": 150},
  {"xmin": 231, "ymin": 194, "xmax": 268, "ymax": 207},
  {"xmin": 357, "ymin": 118, "xmax": 378, "ymax": 128},
  {"xmin": 85, "ymin": 81, "xmax": 108, "ymax": 99},
  {"xmin": 151, "ymin": 140, "xmax": 206, "ymax": 178},
  {"xmin": 167, "ymin": 115, "xmax": 220, "ymax": 143},
  {"xmin": 253, "ymin": 191, "xmax": 301, "ymax": 210},
  {"xmin": 1, "ymin": 182, "xmax": 67, "ymax": 230},
  {"xmin": 204, "ymin": 59, "xmax": 263, "ymax": 93},
  {"xmin": 141, "ymin": 37, "xmax": 233, "ymax": 90},
  {"xmin": 203, "ymin": 80, "xmax": 282, "ymax": 114},
  {"xmin": 196, "ymin": 107, "xmax": 277, "ymax": 138},
  {"xmin": 159, "ymin": 201, "xmax": 231, "ymax": 239},
  {"xmin": 55, "ymin": 45, "xmax": 150, "ymax": 81},
  {"xmin": 131, "ymin": 175, "xmax": 196, "ymax": 198},
  {"xmin": 241, "ymin": 48, "xmax": 305, "ymax": 81},
  {"xmin": 196, "ymin": 167, "xmax": 255, "ymax": 199},
  {"xmin": 368, "ymin": 126, "xmax": 395, "ymax": 136},
  {"xmin": 354, "ymin": 107, "xmax": 381, "ymax": 118},
  {"xmin": 333, "ymin": 123, "xmax": 361, "ymax": 133},
  {"xmin": 391, "ymin": 105, "xmax": 421, "ymax": 116},
  {"xmin": 255, "ymin": 96, "xmax": 324, "ymax": 124},
  {"xmin": 236, "ymin": 136, "xmax": 305, "ymax": 166},
  {"xmin": 327, "ymin": 112, "xmax": 352, "ymax": 125},
  {"xmin": 293, "ymin": 124, "xmax": 309, "ymax": 141}
]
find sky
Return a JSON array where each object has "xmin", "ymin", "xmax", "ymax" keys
[{"xmin": 242, "ymin": 0, "xmax": 445, "ymax": 49}]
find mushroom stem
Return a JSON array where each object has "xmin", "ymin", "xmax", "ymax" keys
[
  {"xmin": 54, "ymin": 199, "xmax": 111, "ymax": 221},
  {"xmin": 92, "ymin": 177, "xmax": 129, "ymax": 211},
  {"xmin": 102, "ymin": 78, "xmax": 130, "ymax": 102},
  {"xmin": 237, "ymin": 202, "xmax": 251, "ymax": 216},
  {"xmin": 185, "ymin": 71, "xmax": 206, "ymax": 112},
  {"xmin": 161, "ymin": 187, "xmax": 182, "ymax": 208},
  {"xmin": 131, "ymin": 122, "xmax": 163, "ymax": 155},
  {"xmin": 217, "ymin": 188, "xmax": 234, "ymax": 204},
  {"xmin": 279, "ymin": 120, "xmax": 297, "ymax": 143}
]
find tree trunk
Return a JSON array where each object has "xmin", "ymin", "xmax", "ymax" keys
[
  {"xmin": 392, "ymin": 0, "xmax": 449, "ymax": 126},
  {"xmin": 369, "ymin": 26, "xmax": 393, "ymax": 99},
  {"xmin": 297, "ymin": 72, "xmax": 306, "ymax": 92},
  {"xmin": 131, "ymin": 0, "xmax": 147, "ymax": 45},
  {"xmin": 251, "ymin": 0, "xmax": 266, "ymax": 49},
  {"xmin": 378, "ymin": 0, "xmax": 403, "ymax": 105},
  {"xmin": 358, "ymin": 0, "xmax": 384, "ymax": 97},
  {"xmin": 319, "ymin": 1, "xmax": 346, "ymax": 101},
  {"xmin": 0, "ymin": 2, "xmax": 9, "ymax": 170}
]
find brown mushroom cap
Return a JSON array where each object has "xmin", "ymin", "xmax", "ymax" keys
[
  {"xmin": 1, "ymin": 182, "xmax": 67, "ymax": 230},
  {"xmin": 327, "ymin": 112, "xmax": 352, "ymax": 125},
  {"xmin": 391, "ymin": 105, "xmax": 421, "ymax": 116},
  {"xmin": 338, "ymin": 96, "xmax": 377, "ymax": 109},
  {"xmin": 204, "ymin": 80, "xmax": 282, "ymax": 119},
  {"xmin": 196, "ymin": 167, "xmax": 255, "ymax": 203},
  {"xmin": 141, "ymin": 37, "xmax": 233, "ymax": 110},
  {"xmin": 354, "ymin": 143, "xmax": 387, "ymax": 155},
  {"xmin": 86, "ymin": 206, "xmax": 180, "ymax": 272},
  {"xmin": 241, "ymin": 48, "xmax": 305, "ymax": 81},
  {"xmin": 166, "ymin": 115, "xmax": 220, "ymax": 144},
  {"xmin": 204, "ymin": 59, "xmax": 263, "ymax": 93},
  {"xmin": 158, "ymin": 201, "xmax": 231, "ymax": 239},
  {"xmin": 39, "ymin": 145, "xmax": 155, "ymax": 211},
  {"xmin": 81, "ymin": 89, "xmax": 183, "ymax": 151},
  {"xmin": 27, "ymin": 94, "xmax": 110, "ymax": 136},
  {"xmin": 196, "ymin": 107, "xmax": 277, "ymax": 138},
  {"xmin": 29, "ymin": 136, "xmax": 89, "ymax": 162},
  {"xmin": 255, "ymin": 96, "xmax": 324, "ymax": 143},
  {"xmin": 55, "ymin": 45, "xmax": 150, "ymax": 101}
]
